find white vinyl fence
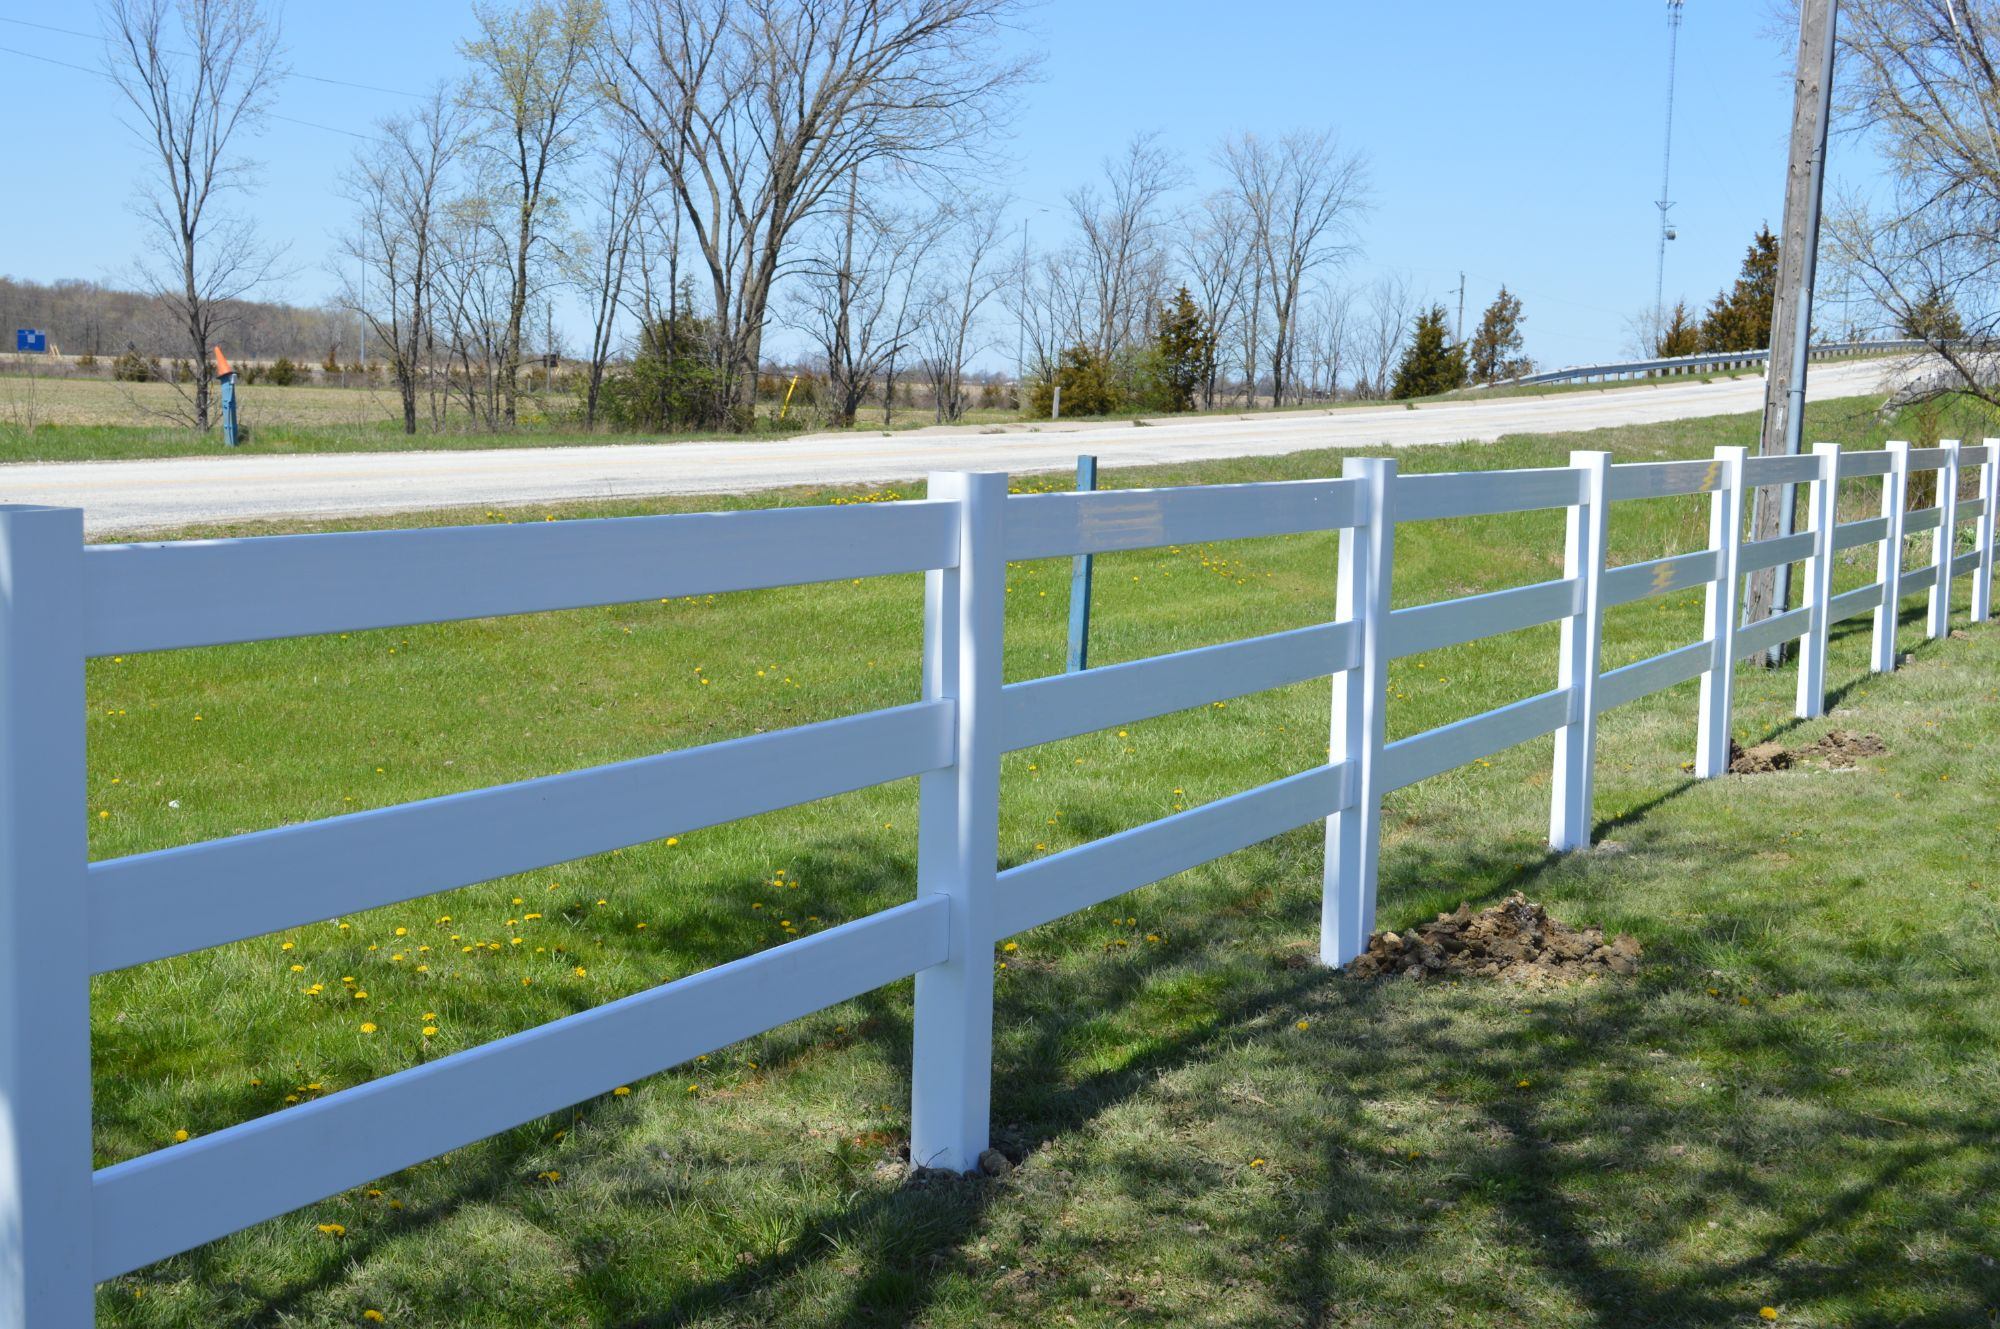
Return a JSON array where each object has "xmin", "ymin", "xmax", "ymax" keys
[{"xmin": 4, "ymin": 438, "xmax": 1998, "ymax": 1322}]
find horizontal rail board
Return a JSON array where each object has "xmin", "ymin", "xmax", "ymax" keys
[
  {"xmin": 1002, "ymin": 480, "xmax": 1361, "ymax": 561},
  {"xmin": 1391, "ymin": 468, "xmax": 1584, "ymax": 522},
  {"xmin": 1602, "ymin": 549, "xmax": 1720, "ymax": 606},
  {"xmin": 1902, "ymin": 564, "xmax": 1939, "ymax": 594},
  {"xmin": 1386, "ymin": 578, "xmax": 1580, "ymax": 659},
  {"xmin": 1378, "ymin": 688, "xmax": 1572, "ymax": 792},
  {"xmin": 1734, "ymin": 606, "xmax": 1810, "ymax": 660},
  {"xmin": 1740, "ymin": 453, "xmax": 1822, "ymax": 486},
  {"xmin": 91, "ymin": 895, "xmax": 951, "ymax": 1280},
  {"xmin": 1907, "ymin": 447, "xmax": 1951, "ymax": 470},
  {"xmin": 1960, "ymin": 496, "xmax": 1987, "ymax": 522},
  {"xmin": 84, "ymin": 502, "xmax": 959, "ymax": 656},
  {"xmin": 1002, "ymin": 621, "xmax": 1358, "ymax": 751},
  {"xmin": 1595, "ymin": 641, "xmax": 1713, "ymax": 712},
  {"xmin": 1738, "ymin": 530, "xmax": 1817, "ymax": 575},
  {"xmin": 89, "ymin": 701, "xmax": 954, "ymax": 973},
  {"xmin": 993, "ymin": 763, "xmax": 1351, "ymax": 937},
  {"xmin": 1838, "ymin": 451, "xmax": 1895, "ymax": 478},
  {"xmin": 1905, "ymin": 507, "xmax": 1943, "ymax": 534},
  {"xmin": 1964, "ymin": 445, "xmax": 1992, "ymax": 466},
  {"xmin": 1829, "ymin": 582, "xmax": 1883, "ymax": 623},
  {"xmin": 1833, "ymin": 516, "xmax": 1889, "ymax": 551},
  {"xmin": 1953, "ymin": 549, "xmax": 1981, "ymax": 577},
  {"xmin": 1608, "ymin": 458, "xmax": 1724, "ymax": 501}
]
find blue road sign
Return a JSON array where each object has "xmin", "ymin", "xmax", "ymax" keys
[{"xmin": 15, "ymin": 329, "xmax": 47, "ymax": 353}]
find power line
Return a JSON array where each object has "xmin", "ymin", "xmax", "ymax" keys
[
  {"xmin": 0, "ymin": 41, "xmax": 384, "ymax": 143},
  {"xmin": 0, "ymin": 15, "xmax": 425, "ymax": 100}
]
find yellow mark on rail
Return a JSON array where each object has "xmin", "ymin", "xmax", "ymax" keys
[
  {"xmin": 1699, "ymin": 457, "xmax": 1722, "ymax": 493},
  {"xmin": 1651, "ymin": 560, "xmax": 1679, "ymax": 595}
]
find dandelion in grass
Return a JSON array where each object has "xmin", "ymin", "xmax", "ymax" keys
[
  {"xmin": 360, "ymin": 1023, "xmax": 377, "ymax": 1034},
  {"xmin": 363, "ymin": 1311, "xmax": 386, "ymax": 1323},
  {"xmin": 1760, "ymin": 1311, "xmax": 1778, "ymax": 1322},
  {"xmin": 613, "ymin": 1086, "xmax": 630, "ymax": 1097},
  {"xmin": 172, "ymin": 1129, "xmax": 190, "ymax": 1143},
  {"xmin": 1295, "ymin": 1019, "xmax": 1310, "ymax": 1031},
  {"xmin": 1249, "ymin": 1157, "xmax": 1266, "ymax": 1168},
  {"xmin": 315, "ymin": 1223, "xmax": 345, "ymax": 1237}
]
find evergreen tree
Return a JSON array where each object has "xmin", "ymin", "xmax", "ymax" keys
[
  {"xmin": 1390, "ymin": 304, "xmax": 1466, "ymax": 399},
  {"xmin": 1654, "ymin": 299, "xmax": 1700, "ymax": 357},
  {"xmin": 1697, "ymin": 224, "xmax": 1780, "ymax": 352},
  {"xmin": 1153, "ymin": 286, "xmax": 1215, "ymax": 413},
  {"xmin": 1467, "ymin": 286, "xmax": 1529, "ymax": 384},
  {"xmin": 1898, "ymin": 282, "xmax": 1964, "ymax": 341}
]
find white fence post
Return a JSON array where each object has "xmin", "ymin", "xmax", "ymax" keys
[
  {"xmin": 1696, "ymin": 446, "xmax": 1748, "ymax": 777},
  {"xmin": 1322, "ymin": 457, "xmax": 1395, "ymax": 967},
  {"xmin": 909, "ymin": 471, "xmax": 1006, "ymax": 1173},
  {"xmin": 0, "ymin": 506, "xmax": 93, "ymax": 1327},
  {"xmin": 1874, "ymin": 440, "xmax": 1910, "ymax": 672},
  {"xmin": 1929, "ymin": 439, "xmax": 1960, "ymax": 639},
  {"xmin": 1795, "ymin": 442, "xmax": 1841, "ymax": 719},
  {"xmin": 1976, "ymin": 437, "xmax": 1998, "ymax": 624},
  {"xmin": 1550, "ymin": 451, "xmax": 1611, "ymax": 850}
]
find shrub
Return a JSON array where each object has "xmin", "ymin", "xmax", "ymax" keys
[
  {"xmin": 1027, "ymin": 343, "xmax": 1122, "ymax": 418},
  {"xmin": 267, "ymin": 356, "xmax": 300, "ymax": 387},
  {"xmin": 600, "ymin": 310, "xmax": 733, "ymax": 432},
  {"xmin": 112, "ymin": 350, "xmax": 157, "ymax": 382}
]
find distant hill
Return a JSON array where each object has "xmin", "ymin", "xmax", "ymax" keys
[{"xmin": 0, "ymin": 275, "xmax": 353, "ymax": 364}]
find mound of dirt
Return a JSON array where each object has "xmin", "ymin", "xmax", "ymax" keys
[
  {"xmin": 1346, "ymin": 893, "xmax": 1641, "ymax": 987},
  {"xmin": 1728, "ymin": 729, "xmax": 1885, "ymax": 775}
]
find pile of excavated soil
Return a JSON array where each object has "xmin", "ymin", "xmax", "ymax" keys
[
  {"xmin": 1729, "ymin": 729, "xmax": 1886, "ymax": 774},
  {"xmin": 1346, "ymin": 893, "xmax": 1641, "ymax": 987}
]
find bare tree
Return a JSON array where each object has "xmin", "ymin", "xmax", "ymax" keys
[
  {"xmin": 1178, "ymin": 194, "xmax": 1255, "ymax": 408},
  {"xmin": 1295, "ymin": 283, "xmax": 1353, "ymax": 403},
  {"xmin": 1353, "ymin": 272, "xmax": 1415, "ymax": 399},
  {"xmin": 917, "ymin": 200, "xmax": 1012, "ymax": 422},
  {"xmin": 603, "ymin": 0, "xmax": 1034, "ymax": 429},
  {"xmin": 337, "ymin": 88, "xmax": 468, "ymax": 435},
  {"xmin": 1067, "ymin": 133, "xmax": 1186, "ymax": 357},
  {"xmin": 787, "ymin": 186, "xmax": 948, "ymax": 426},
  {"xmin": 463, "ymin": 0, "xmax": 602, "ymax": 427},
  {"xmin": 1823, "ymin": 0, "xmax": 2000, "ymax": 402},
  {"xmin": 1219, "ymin": 129, "xmax": 1370, "ymax": 409},
  {"xmin": 575, "ymin": 122, "xmax": 655, "ymax": 428},
  {"xmin": 103, "ymin": 0, "xmax": 286, "ymax": 430}
]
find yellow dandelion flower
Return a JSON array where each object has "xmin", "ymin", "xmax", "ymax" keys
[
  {"xmin": 359, "ymin": 1022, "xmax": 377, "ymax": 1034},
  {"xmin": 1295, "ymin": 1019, "xmax": 1310, "ymax": 1031},
  {"xmin": 363, "ymin": 1311, "xmax": 386, "ymax": 1323},
  {"xmin": 172, "ymin": 1128, "xmax": 190, "ymax": 1143},
  {"xmin": 574, "ymin": 966, "xmax": 587, "ymax": 977},
  {"xmin": 613, "ymin": 1085, "xmax": 631, "ymax": 1096},
  {"xmin": 422, "ymin": 1026, "xmax": 438, "ymax": 1037},
  {"xmin": 316, "ymin": 1222, "xmax": 345, "ymax": 1237},
  {"xmin": 1001, "ymin": 941, "xmax": 1018, "ymax": 953}
]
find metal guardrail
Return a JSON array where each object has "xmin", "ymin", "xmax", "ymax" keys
[{"xmin": 1491, "ymin": 338, "xmax": 1930, "ymax": 389}]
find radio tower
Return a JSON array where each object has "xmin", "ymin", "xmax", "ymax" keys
[{"xmin": 1654, "ymin": 0, "xmax": 1686, "ymax": 322}]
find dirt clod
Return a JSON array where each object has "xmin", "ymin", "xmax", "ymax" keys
[
  {"xmin": 1346, "ymin": 893, "xmax": 1641, "ymax": 988},
  {"xmin": 1728, "ymin": 729, "xmax": 1885, "ymax": 774}
]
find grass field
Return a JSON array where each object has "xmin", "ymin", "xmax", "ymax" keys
[
  {"xmin": 0, "ymin": 357, "xmax": 1804, "ymax": 464},
  {"xmin": 85, "ymin": 394, "xmax": 2000, "ymax": 1326}
]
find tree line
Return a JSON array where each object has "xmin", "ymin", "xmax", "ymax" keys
[{"xmin": 79, "ymin": 0, "xmax": 1555, "ymax": 436}]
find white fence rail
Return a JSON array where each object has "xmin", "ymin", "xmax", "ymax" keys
[{"xmin": 6, "ymin": 437, "xmax": 2000, "ymax": 1321}]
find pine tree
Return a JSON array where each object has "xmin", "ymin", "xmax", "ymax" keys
[
  {"xmin": 1390, "ymin": 304, "xmax": 1466, "ymax": 399},
  {"xmin": 1153, "ymin": 286, "xmax": 1215, "ymax": 413},
  {"xmin": 1898, "ymin": 283, "xmax": 1964, "ymax": 341},
  {"xmin": 1697, "ymin": 225, "xmax": 1780, "ymax": 352},
  {"xmin": 1654, "ymin": 300, "xmax": 1700, "ymax": 357},
  {"xmin": 1467, "ymin": 286, "xmax": 1529, "ymax": 384}
]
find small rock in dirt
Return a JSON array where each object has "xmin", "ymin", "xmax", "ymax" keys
[
  {"xmin": 1345, "ymin": 892, "xmax": 1640, "ymax": 989},
  {"xmin": 978, "ymin": 1148, "xmax": 1015, "ymax": 1178}
]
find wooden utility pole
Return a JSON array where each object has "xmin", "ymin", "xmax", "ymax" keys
[{"xmin": 1744, "ymin": 0, "xmax": 1838, "ymax": 657}]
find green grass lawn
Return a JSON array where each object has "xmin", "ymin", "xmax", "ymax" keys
[
  {"xmin": 86, "ymin": 394, "xmax": 2000, "ymax": 1326},
  {"xmin": 0, "ymin": 352, "xmax": 1829, "ymax": 463}
]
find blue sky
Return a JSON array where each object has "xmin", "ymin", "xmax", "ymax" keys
[{"xmin": 0, "ymin": 2, "xmax": 1829, "ymax": 368}]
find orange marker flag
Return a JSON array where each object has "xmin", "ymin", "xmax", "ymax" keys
[{"xmin": 212, "ymin": 346, "xmax": 233, "ymax": 378}]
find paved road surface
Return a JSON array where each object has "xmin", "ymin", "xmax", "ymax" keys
[{"xmin": 4, "ymin": 358, "xmax": 1899, "ymax": 535}]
